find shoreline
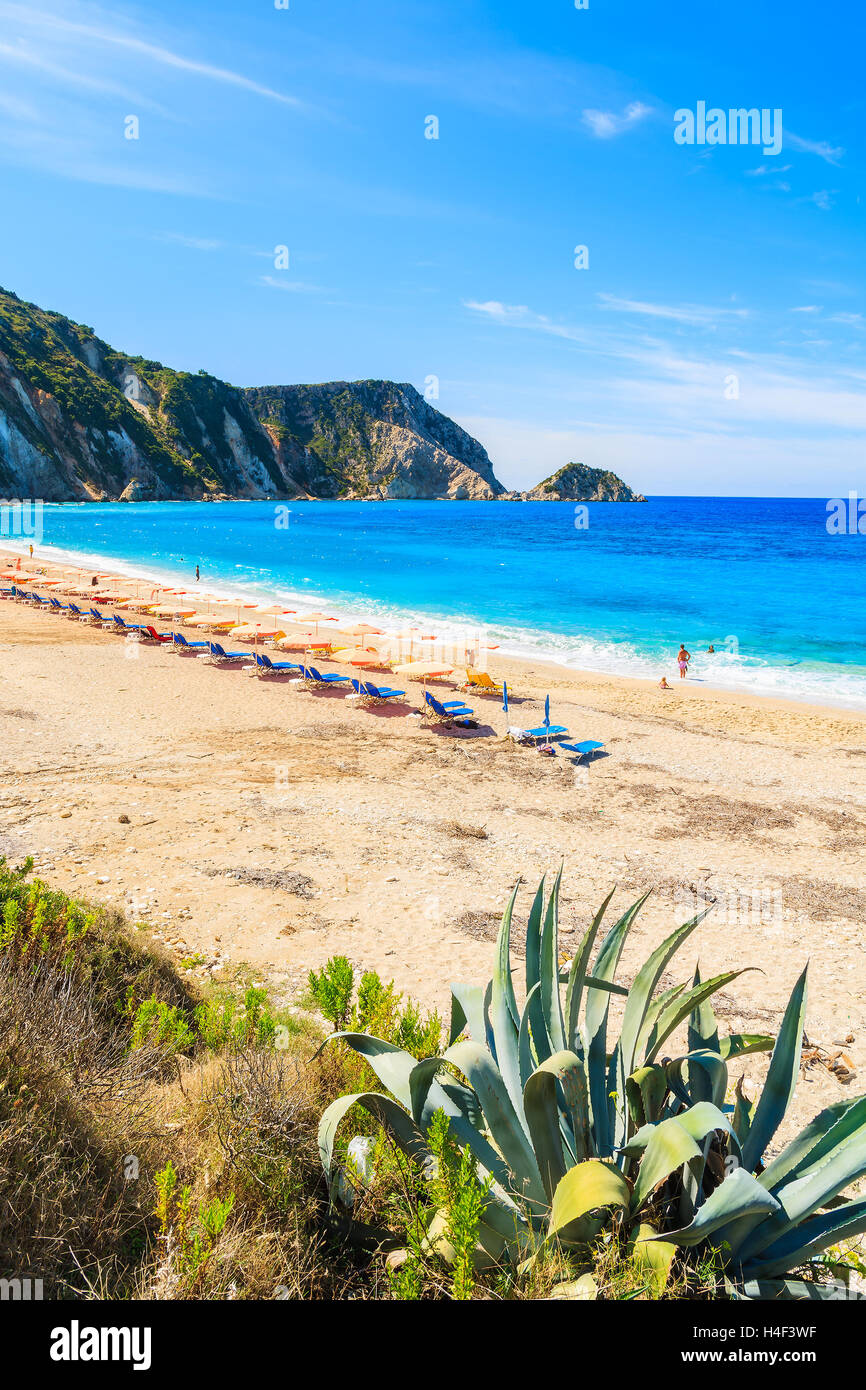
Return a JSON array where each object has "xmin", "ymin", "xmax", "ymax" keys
[{"xmin": 6, "ymin": 538, "xmax": 866, "ymax": 720}]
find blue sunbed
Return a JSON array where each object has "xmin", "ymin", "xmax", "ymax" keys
[
  {"xmin": 560, "ymin": 740, "xmax": 606, "ymax": 762},
  {"xmin": 362, "ymin": 681, "xmax": 406, "ymax": 703},
  {"xmin": 303, "ymin": 665, "xmax": 349, "ymax": 686},
  {"xmin": 522, "ymin": 724, "xmax": 569, "ymax": 743},
  {"xmin": 207, "ymin": 642, "xmax": 252, "ymax": 663},
  {"xmin": 253, "ymin": 652, "xmax": 299, "ymax": 674},
  {"xmin": 171, "ymin": 631, "xmax": 209, "ymax": 652},
  {"xmin": 424, "ymin": 691, "xmax": 475, "ymax": 721}
]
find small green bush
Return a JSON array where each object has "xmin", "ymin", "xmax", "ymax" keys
[
  {"xmin": 194, "ymin": 986, "xmax": 277, "ymax": 1051},
  {"xmin": 307, "ymin": 956, "xmax": 355, "ymax": 1031},
  {"xmin": 308, "ymin": 957, "xmax": 441, "ymax": 1058},
  {"xmin": 130, "ymin": 996, "xmax": 195, "ymax": 1053}
]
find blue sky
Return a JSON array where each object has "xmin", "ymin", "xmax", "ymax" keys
[{"xmin": 0, "ymin": 0, "xmax": 862, "ymax": 494}]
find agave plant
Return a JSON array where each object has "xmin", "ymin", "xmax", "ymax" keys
[
  {"xmin": 319, "ymin": 870, "xmax": 866, "ymax": 1295},
  {"xmin": 317, "ymin": 869, "xmax": 770, "ymax": 1264},
  {"xmin": 632, "ymin": 966, "xmax": 866, "ymax": 1299}
]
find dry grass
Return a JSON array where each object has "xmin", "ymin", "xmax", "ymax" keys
[{"xmin": 442, "ymin": 821, "xmax": 489, "ymax": 841}]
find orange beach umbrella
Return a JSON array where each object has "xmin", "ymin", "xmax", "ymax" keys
[{"xmin": 331, "ymin": 646, "xmax": 383, "ymax": 666}]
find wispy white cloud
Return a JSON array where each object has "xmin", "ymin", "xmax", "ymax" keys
[
  {"xmin": 460, "ymin": 291, "xmax": 866, "ymax": 479},
  {"xmin": 152, "ymin": 232, "xmax": 224, "ymax": 251},
  {"xmin": 791, "ymin": 305, "xmax": 822, "ymax": 313},
  {"xmin": 597, "ymin": 293, "xmax": 749, "ymax": 326},
  {"xmin": 0, "ymin": 3, "xmax": 303, "ymax": 107},
  {"xmin": 463, "ymin": 300, "xmax": 588, "ymax": 342},
  {"xmin": 746, "ymin": 164, "xmax": 792, "ymax": 176},
  {"xmin": 258, "ymin": 275, "xmax": 326, "ymax": 294},
  {"xmin": 0, "ymin": 89, "xmax": 40, "ymax": 121},
  {"xmin": 786, "ymin": 131, "xmax": 845, "ymax": 164},
  {"xmin": 581, "ymin": 101, "xmax": 652, "ymax": 139},
  {"xmin": 0, "ymin": 120, "xmax": 219, "ymax": 194},
  {"xmin": 0, "ymin": 38, "xmax": 155, "ymax": 105},
  {"xmin": 806, "ymin": 189, "xmax": 836, "ymax": 210}
]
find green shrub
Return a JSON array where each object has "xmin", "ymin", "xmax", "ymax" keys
[
  {"xmin": 309, "ymin": 957, "xmax": 441, "ymax": 1059},
  {"xmin": 307, "ymin": 957, "xmax": 355, "ymax": 1031},
  {"xmin": 154, "ymin": 1161, "xmax": 235, "ymax": 1289},
  {"xmin": 194, "ymin": 986, "xmax": 277, "ymax": 1051},
  {"xmin": 130, "ymin": 997, "xmax": 195, "ymax": 1053},
  {"xmin": 0, "ymin": 857, "xmax": 94, "ymax": 967}
]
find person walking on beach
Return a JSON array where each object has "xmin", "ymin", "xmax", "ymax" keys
[
  {"xmin": 677, "ymin": 643, "xmax": 691, "ymax": 679},
  {"xmin": 195, "ymin": 565, "xmax": 200, "ymax": 582}
]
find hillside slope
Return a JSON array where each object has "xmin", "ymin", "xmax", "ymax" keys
[{"xmin": 0, "ymin": 288, "xmax": 504, "ymax": 501}]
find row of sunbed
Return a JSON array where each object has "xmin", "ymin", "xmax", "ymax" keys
[
  {"xmin": 3, "ymin": 585, "xmax": 477, "ymax": 721},
  {"xmin": 3, "ymin": 584, "xmax": 605, "ymax": 752}
]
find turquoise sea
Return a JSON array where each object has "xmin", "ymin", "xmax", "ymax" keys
[{"xmin": 22, "ymin": 497, "xmax": 866, "ymax": 710}]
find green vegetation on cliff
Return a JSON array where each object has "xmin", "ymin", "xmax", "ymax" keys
[{"xmin": 0, "ymin": 287, "xmax": 505, "ymax": 501}]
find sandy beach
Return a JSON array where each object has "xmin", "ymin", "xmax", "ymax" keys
[{"xmin": 2, "ymin": 556, "xmax": 865, "ymax": 1146}]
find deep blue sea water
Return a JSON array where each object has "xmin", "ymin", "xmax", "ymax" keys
[{"xmin": 23, "ymin": 497, "xmax": 866, "ymax": 708}]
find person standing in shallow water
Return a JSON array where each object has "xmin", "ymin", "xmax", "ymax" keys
[
  {"xmin": 195, "ymin": 565, "xmax": 200, "ymax": 582},
  {"xmin": 677, "ymin": 643, "xmax": 691, "ymax": 679}
]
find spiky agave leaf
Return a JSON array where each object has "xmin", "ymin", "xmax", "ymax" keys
[
  {"xmin": 741, "ymin": 1196, "xmax": 866, "ymax": 1282},
  {"xmin": 614, "ymin": 908, "xmax": 714, "ymax": 1149},
  {"xmin": 442, "ymin": 1039, "xmax": 547, "ymax": 1209},
  {"xmin": 738, "ymin": 1093, "xmax": 866, "ymax": 1264},
  {"xmin": 523, "ymin": 1050, "xmax": 590, "ymax": 1200},
  {"xmin": 490, "ymin": 883, "xmax": 525, "ymax": 1121},
  {"xmin": 583, "ymin": 892, "xmax": 652, "ymax": 1157},
  {"xmin": 740, "ymin": 966, "xmax": 808, "ymax": 1173},
  {"xmin": 564, "ymin": 885, "xmax": 616, "ymax": 1054},
  {"xmin": 548, "ymin": 1159, "xmax": 630, "ymax": 1248}
]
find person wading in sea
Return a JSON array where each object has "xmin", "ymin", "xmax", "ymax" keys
[{"xmin": 677, "ymin": 643, "xmax": 691, "ymax": 679}]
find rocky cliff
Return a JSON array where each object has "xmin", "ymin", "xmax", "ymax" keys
[
  {"xmin": 245, "ymin": 381, "xmax": 503, "ymax": 500},
  {"xmin": 517, "ymin": 461, "xmax": 646, "ymax": 502},
  {"xmin": 0, "ymin": 288, "xmax": 504, "ymax": 501}
]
